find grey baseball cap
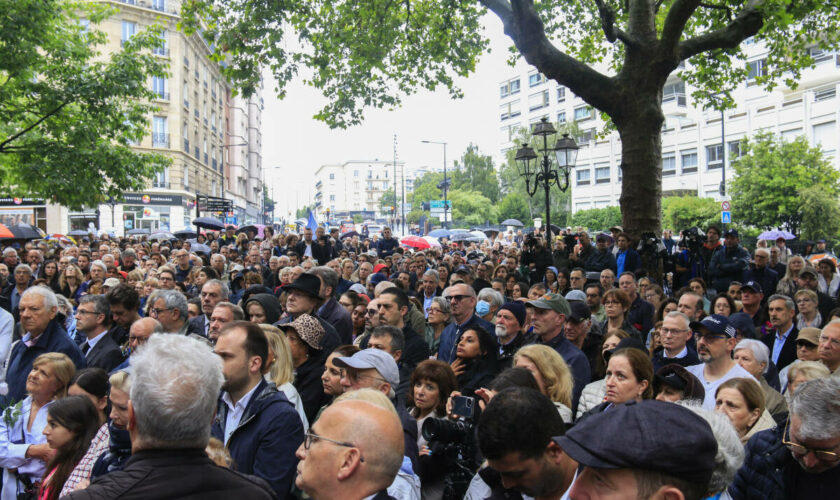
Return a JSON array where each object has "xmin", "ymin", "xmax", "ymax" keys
[{"xmin": 333, "ymin": 349, "xmax": 400, "ymax": 389}]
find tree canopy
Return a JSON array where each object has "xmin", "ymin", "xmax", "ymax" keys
[
  {"xmin": 0, "ymin": 0, "xmax": 171, "ymax": 210},
  {"xmin": 662, "ymin": 196, "xmax": 720, "ymax": 231},
  {"xmin": 730, "ymin": 132, "xmax": 840, "ymax": 236}
]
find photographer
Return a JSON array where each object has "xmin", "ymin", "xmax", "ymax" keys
[
  {"xmin": 673, "ymin": 227, "xmax": 707, "ymax": 290},
  {"xmin": 551, "ymin": 236, "xmax": 572, "ymax": 275},
  {"xmin": 520, "ymin": 234, "xmax": 554, "ymax": 284}
]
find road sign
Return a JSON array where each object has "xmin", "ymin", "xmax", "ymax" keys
[
  {"xmin": 721, "ymin": 211, "xmax": 731, "ymax": 224},
  {"xmin": 430, "ymin": 200, "xmax": 451, "ymax": 210},
  {"xmin": 721, "ymin": 201, "xmax": 731, "ymax": 211}
]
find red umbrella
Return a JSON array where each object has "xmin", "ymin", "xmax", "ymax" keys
[
  {"xmin": 401, "ymin": 235, "xmax": 431, "ymax": 249},
  {"xmin": 0, "ymin": 223, "xmax": 14, "ymax": 239}
]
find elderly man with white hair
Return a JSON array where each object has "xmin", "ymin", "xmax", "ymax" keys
[{"xmin": 733, "ymin": 338, "xmax": 788, "ymax": 417}]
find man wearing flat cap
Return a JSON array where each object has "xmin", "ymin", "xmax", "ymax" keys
[
  {"xmin": 558, "ymin": 400, "xmax": 719, "ymax": 500},
  {"xmin": 275, "ymin": 273, "xmax": 341, "ymax": 363}
]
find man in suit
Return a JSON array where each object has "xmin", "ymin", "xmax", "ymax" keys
[
  {"xmin": 190, "ymin": 280, "xmax": 228, "ymax": 337},
  {"xmin": 763, "ymin": 294, "xmax": 798, "ymax": 370},
  {"xmin": 75, "ymin": 294, "xmax": 124, "ymax": 372}
]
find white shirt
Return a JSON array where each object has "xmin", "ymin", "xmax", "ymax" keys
[
  {"xmin": 83, "ymin": 329, "xmax": 109, "ymax": 354},
  {"xmin": 0, "ymin": 397, "xmax": 53, "ymax": 500},
  {"xmin": 686, "ymin": 361, "xmax": 756, "ymax": 410},
  {"xmin": 221, "ymin": 382, "xmax": 261, "ymax": 445},
  {"xmin": 303, "ymin": 242, "xmax": 313, "ymax": 258},
  {"xmin": 665, "ymin": 345, "xmax": 688, "ymax": 359}
]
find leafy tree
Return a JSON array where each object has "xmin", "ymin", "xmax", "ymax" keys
[
  {"xmin": 569, "ymin": 206, "xmax": 622, "ymax": 231},
  {"xmin": 497, "ymin": 192, "xmax": 530, "ymax": 224},
  {"xmin": 662, "ymin": 196, "xmax": 719, "ymax": 231},
  {"xmin": 0, "ymin": 0, "xmax": 171, "ymax": 209},
  {"xmin": 451, "ymin": 144, "xmax": 500, "ymax": 203},
  {"xmin": 730, "ymin": 132, "xmax": 840, "ymax": 235},
  {"xmin": 183, "ymin": 0, "xmax": 840, "ymax": 238},
  {"xmin": 448, "ymin": 189, "xmax": 497, "ymax": 226},
  {"xmin": 799, "ymin": 186, "xmax": 840, "ymax": 241},
  {"xmin": 296, "ymin": 204, "xmax": 315, "ymax": 219},
  {"xmin": 379, "ymin": 188, "xmax": 397, "ymax": 212}
]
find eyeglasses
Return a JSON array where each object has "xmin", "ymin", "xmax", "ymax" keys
[
  {"xmin": 446, "ymin": 295, "xmax": 471, "ymax": 302},
  {"xmin": 129, "ymin": 335, "xmax": 150, "ymax": 344},
  {"xmin": 150, "ymin": 307, "xmax": 173, "ymax": 316},
  {"xmin": 696, "ymin": 333, "xmax": 728, "ymax": 343},
  {"xmin": 303, "ymin": 431, "xmax": 365, "ymax": 461},
  {"xmin": 339, "ymin": 369, "xmax": 386, "ymax": 385},
  {"xmin": 782, "ymin": 420, "xmax": 840, "ymax": 463},
  {"xmin": 366, "ymin": 309, "xmax": 377, "ymax": 316},
  {"xmin": 660, "ymin": 328, "xmax": 688, "ymax": 336}
]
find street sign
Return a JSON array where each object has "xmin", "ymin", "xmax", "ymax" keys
[
  {"xmin": 721, "ymin": 201, "xmax": 731, "ymax": 211},
  {"xmin": 721, "ymin": 211, "xmax": 731, "ymax": 224},
  {"xmin": 430, "ymin": 200, "xmax": 451, "ymax": 209}
]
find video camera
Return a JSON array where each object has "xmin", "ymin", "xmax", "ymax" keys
[
  {"xmin": 421, "ymin": 396, "xmax": 481, "ymax": 500},
  {"xmin": 679, "ymin": 227, "xmax": 707, "ymax": 252},
  {"xmin": 636, "ymin": 231, "xmax": 667, "ymax": 257}
]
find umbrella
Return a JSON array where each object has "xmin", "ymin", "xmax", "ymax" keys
[
  {"xmin": 0, "ymin": 224, "xmax": 14, "ymax": 239},
  {"xmin": 757, "ymin": 230, "xmax": 796, "ymax": 240},
  {"xmin": 174, "ymin": 229, "xmax": 198, "ymax": 239},
  {"xmin": 188, "ymin": 243, "xmax": 212, "ymax": 254},
  {"xmin": 340, "ymin": 230, "xmax": 359, "ymax": 240},
  {"xmin": 237, "ymin": 225, "xmax": 265, "ymax": 238},
  {"xmin": 428, "ymin": 229, "xmax": 450, "ymax": 238},
  {"xmin": 193, "ymin": 217, "xmax": 225, "ymax": 231},
  {"xmin": 149, "ymin": 232, "xmax": 176, "ymax": 241},
  {"xmin": 483, "ymin": 228, "xmax": 500, "ymax": 237},
  {"xmin": 68, "ymin": 229, "xmax": 90, "ymax": 237},
  {"xmin": 469, "ymin": 230, "xmax": 489, "ymax": 241},
  {"xmin": 450, "ymin": 232, "xmax": 473, "ymax": 242},
  {"xmin": 45, "ymin": 234, "xmax": 74, "ymax": 246},
  {"xmin": 807, "ymin": 252, "xmax": 837, "ymax": 266},
  {"xmin": 450, "ymin": 228, "xmax": 469, "ymax": 233},
  {"xmin": 501, "ymin": 218, "xmax": 524, "ymax": 227},
  {"xmin": 126, "ymin": 228, "xmax": 150, "ymax": 236},
  {"xmin": 6, "ymin": 223, "xmax": 43, "ymax": 240},
  {"xmin": 401, "ymin": 236, "xmax": 431, "ymax": 249},
  {"xmin": 422, "ymin": 236, "xmax": 441, "ymax": 247}
]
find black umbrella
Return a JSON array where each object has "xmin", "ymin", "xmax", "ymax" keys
[
  {"xmin": 501, "ymin": 218, "xmax": 524, "ymax": 227},
  {"xmin": 174, "ymin": 229, "xmax": 197, "ymax": 239},
  {"xmin": 7, "ymin": 223, "xmax": 43, "ymax": 240},
  {"xmin": 237, "ymin": 225, "xmax": 258, "ymax": 235},
  {"xmin": 193, "ymin": 217, "xmax": 225, "ymax": 231},
  {"xmin": 483, "ymin": 228, "xmax": 500, "ymax": 237},
  {"xmin": 340, "ymin": 230, "xmax": 359, "ymax": 240},
  {"xmin": 126, "ymin": 228, "xmax": 150, "ymax": 236}
]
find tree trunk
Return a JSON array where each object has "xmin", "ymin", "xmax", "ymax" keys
[{"xmin": 617, "ymin": 118, "xmax": 663, "ymax": 240}]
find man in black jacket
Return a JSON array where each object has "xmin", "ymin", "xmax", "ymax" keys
[
  {"xmin": 66, "ymin": 334, "xmax": 274, "ymax": 500},
  {"xmin": 310, "ymin": 266, "xmax": 353, "ymax": 344},
  {"xmin": 76, "ymin": 295, "xmax": 124, "ymax": 372}
]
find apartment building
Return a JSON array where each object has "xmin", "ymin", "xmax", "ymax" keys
[{"xmin": 313, "ymin": 160, "xmax": 412, "ymax": 219}]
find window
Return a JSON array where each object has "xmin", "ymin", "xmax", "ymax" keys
[
  {"xmin": 329, "ymin": 173, "xmax": 335, "ymax": 180},
  {"xmin": 151, "ymin": 0, "xmax": 166, "ymax": 12},
  {"xmin": 681, "ymin": 149, "xmax": 698, "ymax": 173},
  {"xmin": 183, "ymin": 166, "xmax": 189, "ymax": 189},
  {"xmin": 121, "ymin": 21, "xmax": 136, "ymax": 46},
  {"xmin": 152, "ymin": 77, "xmax": 167, "ymax": 100},
  {"xmin": 354, "ymin": 170, "xmax": 359, "ymax": 177},
  {"xmin": 814, "ymin": 87, "xmax": 836, "ymax": 102},
  {"xmin": 153, "ymin": 29, "xmax": 168, "ymax": 56},
  {"xmin": 182, "ymin": 123, "xmax": 189, "ymax": 152},
  {"xmin": 203, "ymin": 138, "xmax": 208, "ymax": 164},
  {"xmin": 529, "ymin": 91, "xmax": 549, "ymax": 111},
  {"xmin": 595, "ymin": 164, "xmax": 610, "ymax": 184},
  {"xmin": 576, "ymin": 169, "xmax": 591, "ymax": 186},
  {"xmin": 152, "ymin": 116, "xmax": 168, "ymax": 147},
  {"xmin": 500, "ymin": 100, "xmax": 521, "ymax": 120},
  {"xmin": 330, "ymin": 195, "xmax": 336, "ymax": 202},
  {"xmin": 154, "ymin": 168, "xmax": 168, "ymax": 188},
  {"xmin": 576, "ymin": 128, "xmax": 595, "ymax": 145},
  {"xmin": 728, "ymin": 140, "xmax": 743, "ymax": 159},
  {"xmin": 706, "ymin": 144, "xmax": 723, "ymax": 169},
  {"xmin": 746, "ymin": 58, "xmax": 767, "ymax": 85},
  {"xmin": 557, "ymin": 111, "xmax": 566, "ymax": 124},
  {"xmin": 662, "ymin": 154, "xmax": 676, "ymax": 176},
  {"xmin": 500, "ymin": 124, "xmax": 517, "ymax": 143},
  {"xmin": 183, "ymin": 82, "xmax": 189, "ymax": 107},
  {"xmin": 574, "ymin": 105, "xmax": 592, "ymax": 121},
  {"xmin": 528, "ymin": 72, "xmax": 545, "ymax": 87},
  {"xmin": 557, "ymin": 86, "xmax": 566, "ymax": 102},
  {"xmin": 813, "ymin": 121, "xmax": 837, "ymax": 153},
  {"xmin": 663, "ymin": 81, "xmax": 686, "ymax": 106},
  {"xmin": 808, "ymin": 46, "xmax": 834, "ymax": 64},
  {"xmin": 509, "ymin": 79, "xmax": 520, "ymax": 95}
]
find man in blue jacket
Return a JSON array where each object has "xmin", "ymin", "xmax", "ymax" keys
[
  {"xmin": 375, "ymin": 226, "xmax": 400, "ymax": 258},
  {"xmin": 2, "ymin": 287, "xmax": 85, "ymax": 406},
  {"xmin": 212, "ymin": 321, "xmax": 304, "ymax": 499},
  {"xmin": 614, "ymin": 232, "xmax": 642, "ymax": 276},
  {"xmin": 708, "ymin": 228, "xmax": 750, "ymax": 293}
]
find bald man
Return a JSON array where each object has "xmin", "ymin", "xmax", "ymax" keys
[{"xmin": 295, "ymin": 399, "xmax": 404, "ymax": 500}]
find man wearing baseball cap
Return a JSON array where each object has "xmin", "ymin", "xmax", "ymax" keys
[
  {"xmin": 708, "ymin": 228, "xmax": 750, "ymax": 294},
  {"xmin": 564, "ymin": 300, "xmax": 602, "ymax": 374},
  {"xmin": 526, "ymin": 293, "xmax": 591, "ymax": 409},
  {"xmin": 557, "ymin": 400, "xmax": 718, "ymax": 499},
  {"xmin": 686, "ymin": 314, "xmax": 756, "ymax": 410},
  {"xmin": 739, "ymin": 280, "xmax": 768, "ymax": 328},
  {"xmin": 334, "ymin": 349, "xmax": 419, "ymax": 469}
]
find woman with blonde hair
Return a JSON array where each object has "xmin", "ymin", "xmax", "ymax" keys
[
  {"xmin": 58, "ymin": 265, "xmax": 85, "ymax": 304},
  {"xmin": 793, "ymin": 289, "xmax": 821, "ymax": 329},
  {"xmin": 0, "ymin": 353, "xmax": 75, "ymax": 499},
  {"xmin": 714, "ymin": 377, "xmax": 776, "ymax": 444},
  {"xmin": 260, "ymin": 325, "xmax": 309, "ymax": 432},
  {"xmin": 513, "ymin": 345, "xmax": 574, "ymax": 423},
  {"xmin": 776, "ymin": 255, "xmax": 806, "ymax": 297}
]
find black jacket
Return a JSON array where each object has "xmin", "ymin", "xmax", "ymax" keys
[
  {"xmin": 66, "ymin": 448, "xmax": 274, "ymax": 500},
  {"xmin": 91, "ymin": 423, "xmax": 131, "ymax": 479},
  {"xmin": 319, "ymin": 296, "xmax": 353, "ymax": 344},
  {"xmin": 293, "ymin": 356, "xmax": 328, "ymax": 425},
  {"xmin": 83, "ymin": 333, "xmax": 125, "ymax": 372},
  {"xmin": 295, "ymin": 239, "xmax": 333, "ymax": 265},
  {"xmin": 761, "ymin": 326, "xmax": 798, "ymax": 371}
]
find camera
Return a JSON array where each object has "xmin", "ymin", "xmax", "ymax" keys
[
  {"xmin": 524, "ymin": 233, "xmax": 539, "ymax": 248},
  {"xmin": 679, "ymin": 227, "xmax": 707, "ymax": 252},
  {"xmin": 563, "ymin": 233, "xmax": 579, "ymax": 249},
  {"xmin": 421, "ymin": 396, "xmax": 481, "ymax": 500}
]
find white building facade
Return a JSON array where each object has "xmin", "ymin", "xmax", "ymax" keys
[
  {"xmin": 313, "ymin": 160, "xmax": 412, "ymax": 219},
  {"xmin": 498, "ymin": 41, "xmax": 840, "ymax": 213}
]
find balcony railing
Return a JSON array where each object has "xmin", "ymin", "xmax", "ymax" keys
[
  {"xmin": 152, "ymin": 133, "xmax": 169, "ymax": 148},
  {"xmin": 152, "ymin": 47, "xmax": 169, "ymax": 57},
  {"xmin": 152, "ymin": 180, "xmax": 170, "ymax": 188},
  {"xmin": 153, "ymin": 91, "xmax": 170, "ymax": 101},
  {"xmin": 183, "ymin": 139, "xmax": 189, "ymax": 152},
  {"xmin": 663, "ymin": 93, "xmax": 687, "ymax": 106}
]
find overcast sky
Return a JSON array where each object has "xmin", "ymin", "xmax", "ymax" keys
[{"xmin": 262, "ymin": 14, "xmax": 515, "ymax": 219}]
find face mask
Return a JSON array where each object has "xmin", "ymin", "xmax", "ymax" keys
[
  {"xmin": 495, "ymin": 323, "xmax": 508, "ymax": 338},
  {"xmin": 476, "ymin": 300, "xmax": 490, "ymax": 316}
]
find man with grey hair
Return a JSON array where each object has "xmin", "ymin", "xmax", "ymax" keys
[
  {"xmin": 763, "ymin": 293, "xmax": 798, "ymax": 370},
  {"xmin": 2, "ymin": 247, "xmax": 19, "ymax": 270},
  {"xmin": 653, "ymin": 311, "xmax": 700, "ymax": 371},
  {"xmin": 76, "ymin": 295, "xmax": 123, "ymax": 372},
  {"xmin": 66, "ymin": 335, "xmax": 274, "ymax": 499},
  {"xmin": 744, "ymin": 247, "xmax": 779, "ymax": 297},
  {"xmin": 190, "ymin": 279, "xmax": 229, "ymax": 337},
  {"xmin": 729, "ymin": 377, "xmax": 840, "ymax": 499},
  {"xmin": 1, "ymin": 286, "xmax": 85, "ymax": 405},
  {"xmin": 420, "ymin": 269, "xmax": 440, "ymax": 318},
  {"xmin": 210, "ymin": 253, "xmax": 228, "ymax": 283},
  {"xmin": 0, "ymin": 263, "xmax": 32, "ymax": 319},
  {"xmin": 477, "ymin": 288, "xmax": 504, "ymax": 322},
  {"xmin": 437, "ymin": 283, "xmax": 494, "ymax": 363},
  {"xmin": 310, "ymin": 266, "xmax": 353, "ymax": 344},
  {"xmin": 78, "ymin": 259, "xmax": 107, "ymax": 296},
  {"xmin": 148, "ymin": 290, "xmax": 205, "ymax": 341}
]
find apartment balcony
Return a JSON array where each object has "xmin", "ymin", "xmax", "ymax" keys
[{"xmin": 152, "ymin": 133, "xmax": 169, "ymax": 148}]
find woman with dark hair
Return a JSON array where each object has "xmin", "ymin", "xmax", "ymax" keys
[
  {"xmin": 39, "ymin": 396, "xmax": 100, "ymax": 500},
  {"xmin": 543, "ymin": 266, "xmax": 560, "ymax": 293},
  {"xmin": 599, "ymin": 289, "xmax": 641, "ymax": 340},
  {"xmin": 555, "ymin": 269, "xmax": 571, "ymax": 296},
  {"xmin": 39, "ymin": 260, "xmax": 61, "ymax": 294},
  {"xmin": 436, "ymin": 265, "xmax": 450, "ymax": 290},
  {"xmin": 511, "ymin": 281, "xmax": 530, "ymax": 300},
  {"xmin": 60, "ymin": 369, "xmax": 110, "ymax": 496},
  {"xmin": 504, "ymin": 274, "xmax": 517, "ymax": 299},
  {"xmin": 711, "ymin": 293, "xmax": 737, "ymax": 317},
  {"xmin": 579, "ymin": 347, "xmax": 654, "ymax": 422},
  {"xmin": 654, "ymin": 297, "xmax": 679, "ymax": 323},
  {"xmin": 450, "ymin": 326, "xmax": 498, "ymax": 399}
]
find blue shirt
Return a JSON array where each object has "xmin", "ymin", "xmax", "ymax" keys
[
  {"xmin": 616, "ymin": 251, "xmax": 627, "ymax": 276},
  {"xmin": 771, "ymin": 325, "xmax": 794, "ymax": 366}
]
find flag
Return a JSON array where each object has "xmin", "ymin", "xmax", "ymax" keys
[{"xmin": 307, "ymin": 210, "xmax": 318, "ymax": 231}]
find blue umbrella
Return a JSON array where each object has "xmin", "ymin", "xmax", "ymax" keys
[
  {"xmin": 428, "ymin": 229, "xmax": 450, "ymax": 238},
  {"xmin": 757, "ymin": 230, "xmax": 796, "ymax": 240}
]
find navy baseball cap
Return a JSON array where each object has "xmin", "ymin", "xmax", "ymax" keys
[
  {"xmin": 723, "ymin": 228, "xmax": 739, "ymax": 238},
  {"xmin": 690, "ymin": 314, "xmax": 736, "ymax": 338},
  {"xmin": 554, "ymin": 400, "xmax": 717, "ymax": 484},
  {"xmin": 741, "ymin": 280, "xmax": 763, "ymax": 294}
]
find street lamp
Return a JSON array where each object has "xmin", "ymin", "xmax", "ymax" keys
[
  {"xmin": 421, "ymin": 140, "xmax": 449, "ymax": 228},
  {"xmin": 515, "ymin": 117, "xmax": 578, "ymax": 240}
]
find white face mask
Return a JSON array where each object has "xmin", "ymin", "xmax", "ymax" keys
[{"xmin": 495, "ymin": 323, "xmax": 508, "ymax": 338}]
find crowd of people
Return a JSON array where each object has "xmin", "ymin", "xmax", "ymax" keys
[{"xmin": 0, "ymin": 221, "xmax": 835, "ymax": 500}]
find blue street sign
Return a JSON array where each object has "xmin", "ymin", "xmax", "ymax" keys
[{"xmin": 721, "ymin": 211, "xmax": 731, "ymax": 224}]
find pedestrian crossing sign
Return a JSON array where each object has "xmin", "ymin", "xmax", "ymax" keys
[{"xmin": 721, "ymin": 211, "xmax": 731, "ymax": 224}]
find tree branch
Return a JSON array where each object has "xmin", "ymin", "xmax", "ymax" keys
[
  {"xmin": 700, "ymin": 2, "xmax": 733, "ymax": 20},
  {"xmin": 0, "ymin": 101, "xmax": 69, "ymax": 151},
  {"xmin": 678, "ymin": 0, "xmax": 764, "ymax": 60},
  {"xmin": 480, "ymin": 0, "xmax": 618, "ymax": 116},
  {"xmin": 593, "ymin": 0, "xmax": 639, "ymax": 46},
  {"xmin": 660, "ymin": 0, "xmax": 702, "ymax": 53}
]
